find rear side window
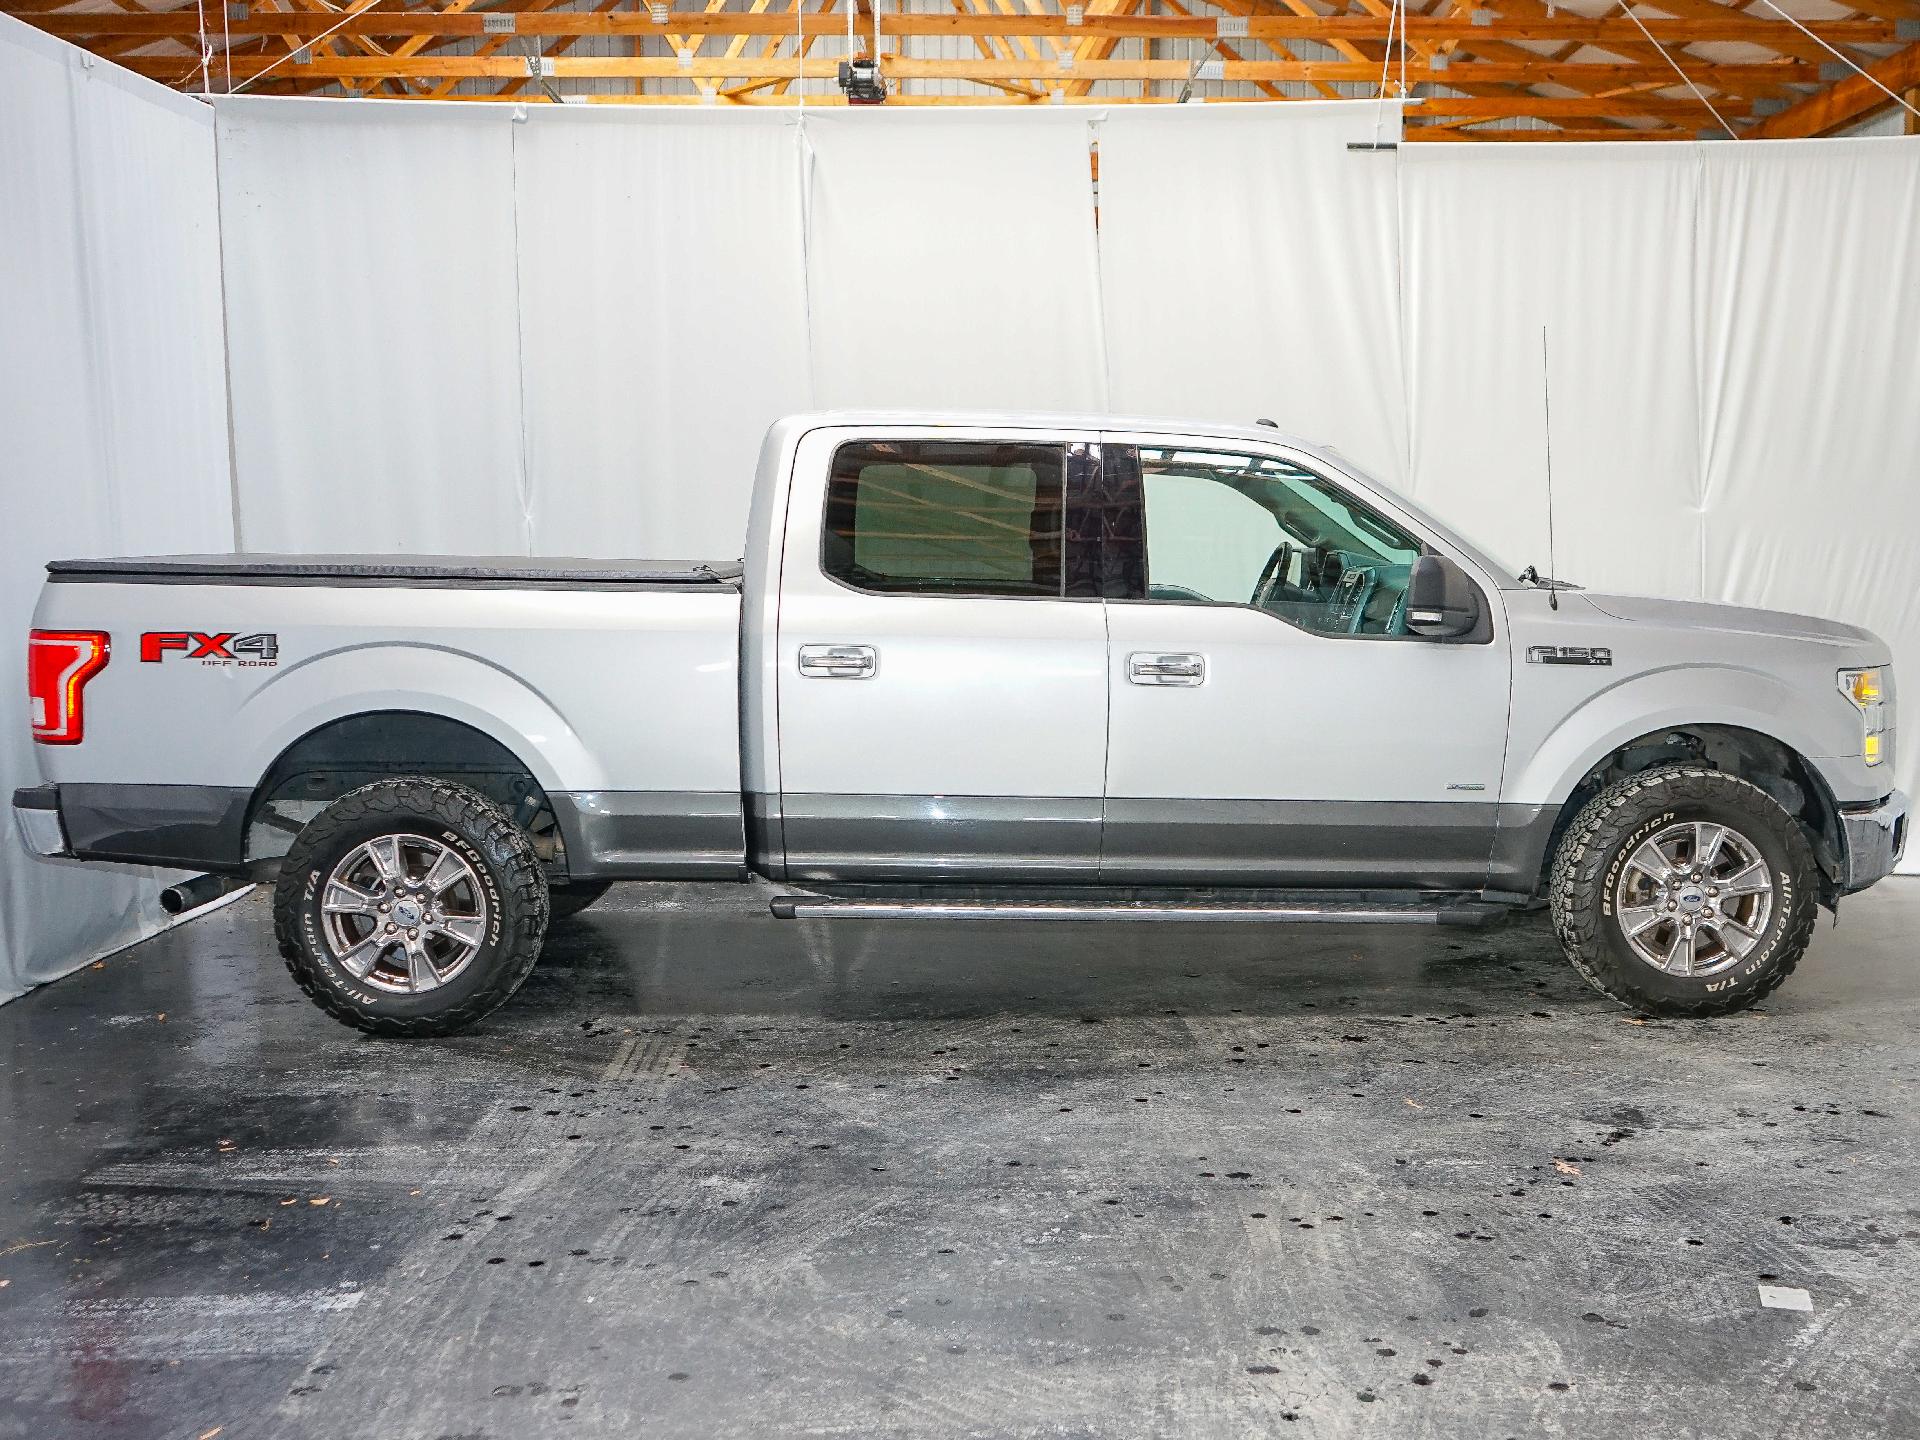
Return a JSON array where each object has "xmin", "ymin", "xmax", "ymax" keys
[{"xmin": 823, "ymin": 440, "xmax": 1066, "ymax": 597}]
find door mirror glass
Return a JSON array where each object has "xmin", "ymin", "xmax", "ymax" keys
[{"xmin": 1405, "ymin": 554, "xmax": 1482, "ymax": 639}]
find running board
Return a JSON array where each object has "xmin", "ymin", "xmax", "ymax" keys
[{"xmin": 769, "ymin": 896, "xmax": 1506, "ymax": 927}]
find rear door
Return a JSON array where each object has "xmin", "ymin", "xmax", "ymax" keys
[
  {"xmin": 773, "ymin": 426, "xmax": 1109, "ymax": 882},
  {"xmin": 1099, "ymin": 437, "xmax": 1513, "ymax": 887}
]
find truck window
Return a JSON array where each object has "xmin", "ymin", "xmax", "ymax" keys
[
  {"xmin": 823, "ymin": 441, "xmax": 1066, "ymax": 598},
  {"xmin": 1138, "ymin": 448, "xmax": 1425, "ymax": 637}
]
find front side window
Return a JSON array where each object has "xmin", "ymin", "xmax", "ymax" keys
[
  {"xmin": 823, "ymin": 441, "xmax": 1065, "ymax": 598},
  {"xmin": 1138, "ymin": 448, "xmax": 1425, "ymax": 637}
]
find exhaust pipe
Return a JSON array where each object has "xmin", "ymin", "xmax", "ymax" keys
[{"xmin": 159, "ymin": 873, "xmax": 250, "ymax": 916}]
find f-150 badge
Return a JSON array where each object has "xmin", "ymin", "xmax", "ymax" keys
[
  {"xmin": 1527, "ymin": 645, "xmax": 1611, "ymax": 666},
  {"xmin": 140, "ymin": 631, "xmax": 280, "ymax": 667}
]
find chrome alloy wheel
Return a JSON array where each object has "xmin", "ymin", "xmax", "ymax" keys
[
  {"xmin": 320, "ymin": 834, "xmax": 489, "ymax": 994},
  {"xmin": 1613, "ymin": 820, "xmax": 1777, "ymax": 978}
]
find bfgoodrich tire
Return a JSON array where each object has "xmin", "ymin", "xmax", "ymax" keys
[
  {"xmin": 273, "ymin": 778, "xmax": 549, "ymax": 1037},
  {"xmin": 1549, "ymin": 765, "xmax": 1819, "ymax": 1017}
]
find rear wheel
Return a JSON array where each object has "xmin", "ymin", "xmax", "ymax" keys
[
  {"xmin": 273, "ymin": 778, "xmax": 549, "ymax": 1036},
  {"xmin": 1549, "ymin": 766, "xmax": 1819, "ymax": 1016},
  {"xmin": 549, "ymin": 880, "xmax": 613, "ymax": 921}
]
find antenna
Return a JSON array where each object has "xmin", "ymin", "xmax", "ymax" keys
[{"xmin": 1540, "ymin": 325, "xmax": 1560, "ymax": 612}]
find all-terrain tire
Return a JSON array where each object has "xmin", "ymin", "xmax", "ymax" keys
[
  {"xmin": 273, "ymin": 778, "xmax": 549, "ymax": 1037},
  {"xmin": 548, "ymin": 880, "xmax": 614, "ymax": 922},
  {"xmin": 1548, "ymin": 765, "xmax": 1819, "ymax": 1017}
]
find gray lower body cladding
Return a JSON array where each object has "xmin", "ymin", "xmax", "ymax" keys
[
  {"xmin": 17, "ymin": 783, "xmax": 747, "ymax": 881},
  {"xmin": 1487, "ymin": 804, "xmax": 1559, "ymax": 895},
  {"xmin": 1102, "ymin": 797, "xmax": 1505, "ymax": 888},
  {"xmin": 55, "ymin": 783, "xmax": 253, "ymax": 871},
  {"xmin": 776, "ymin": 793, "xmax": 1103, "ymax": 883},
  {"xmin": 775, "ymin": 793, "xmax": 1541, "ymax": 891},
  {"xmin": 545, "ymin": 791, "xmax": 745, "ymax": 880},
  {"xmin": 27, "ymin": 783, "xmax": 1802, "ymax": 900}
]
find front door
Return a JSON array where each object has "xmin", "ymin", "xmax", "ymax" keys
[
  {"xmin": 774, "ymin": 427, "xmax": 1109, "ymax": 882},
  {"xmin": 1100, "ymin": 438, "xmax": 1513, "ymax": 887}
]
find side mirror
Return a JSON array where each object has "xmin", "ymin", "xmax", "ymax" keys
[{"xmin": 1406, "ymin": 554, "xmax": 1482, "ymax": 639}]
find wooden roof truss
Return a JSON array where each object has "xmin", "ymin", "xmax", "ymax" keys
[{"xmin": 14, "ymin": 0, "xmax": 1920, "ymax": 139}]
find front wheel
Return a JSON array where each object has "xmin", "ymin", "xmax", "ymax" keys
[
  {"xmin": 1549, "ymin": 766, "xmax": 1819, "ymax": 1017},
  {"xmin": 273, "ymin": 778, "xmax": 549, "ymax": 1036}
]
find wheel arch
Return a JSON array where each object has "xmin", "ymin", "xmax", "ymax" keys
[
  {"xmin": 1531, "ymin": 723, "xmax": 1845, "ymax": 902},
  {"xmin": 235, "ymin": 643, "xmax": 603, "ymax": 796},
  {"xmin": 245, "ymin": 709, "xmax": 562, "ymax": 871}
]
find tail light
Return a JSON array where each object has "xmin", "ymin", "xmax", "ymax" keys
[{"xmin": 28, "ymin": 630, "xmax": 111, "ymax": 745}]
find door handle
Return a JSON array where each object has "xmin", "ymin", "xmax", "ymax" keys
[
  {"xmin": 1128, "ymin": 651, "xmax": 1206, "ymax": 687},
  {"xmin": 798, "ymin": 644, "xmax": 878, "ymax": 680}
]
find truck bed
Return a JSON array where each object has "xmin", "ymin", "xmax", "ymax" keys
[
  {"xmin": 47, "ymin": 554, "xmax": 743, "ymax": 588},
  {"xmin": 29, "ymin": 554, "xmax": 747, "ymax": 878}
]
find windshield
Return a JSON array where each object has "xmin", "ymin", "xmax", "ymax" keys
[
  {"xmin": 1284, "ymin": 445, "xmax": 1523, "ymax": 585},
  {"xmin": 1147, "ymin": 451, "xmax": 1416, "ymax": 558}
]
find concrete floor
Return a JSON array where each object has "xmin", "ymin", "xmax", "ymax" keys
[{"xmin": 3, "ymin": 882, "xmax": 1919, "ymax": 1439}]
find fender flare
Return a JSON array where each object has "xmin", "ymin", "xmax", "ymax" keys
[
  {"xmin": 235, "ymin": 642, "xmax": 606, "ymax": 795},
  {"xmin": 1509, "ymin": 664, "xmax": 1838, "ymax": 810}
]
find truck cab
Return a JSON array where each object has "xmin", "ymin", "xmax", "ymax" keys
[{"xmin": 748, "ymin": 417, "xmax": 1512, "ymax": 890}]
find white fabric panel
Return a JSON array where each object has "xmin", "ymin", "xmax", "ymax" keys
[
  {"xmin": 1697, "ymin": 138, "xmax": 1920, "ymax": 853},
  {"xmin": 803, "ymin": 109, "xmax": 1107, "ymax": 412},
  {"xmin": 1401, "ymin": 144, "xmax": 1705, "ymax": 596},
  {"xmin": 216, "ymin": 98, "xmax": 528, "ymax": 553},
  {"xmin": 1096, "ymin": 101, "xmax": 1408, "ymax": 485},
  {"xmin": 0, "ymin": 17, "xmax": 234, "ymax": 1002},
  {"xmin": 514, "ymin": 110, "xmax": 811, "ymax": 559}
]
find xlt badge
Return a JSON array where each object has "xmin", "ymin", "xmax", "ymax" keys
[{"xmin": 1527, "ymin": 645, "xmax": 1611, "ymax": 666}]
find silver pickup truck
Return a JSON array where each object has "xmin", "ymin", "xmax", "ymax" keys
[{"xmin": 16, "ymin": 412, "xmax": 1907, "ymax": 1034}]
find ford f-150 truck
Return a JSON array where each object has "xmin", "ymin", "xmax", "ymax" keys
[{"xmin": 16, "ymin": 412, "xmax": 1907, "ymax": 1035}]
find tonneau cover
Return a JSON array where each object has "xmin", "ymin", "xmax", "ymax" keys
[{"xmin": 48, "ymin": 554, "xmax": 744, "ymax": 588}]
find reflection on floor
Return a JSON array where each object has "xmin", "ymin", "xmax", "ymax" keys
[{"xmin": 2, "ymin": 878, "xmax": 1917, "ymax": 1438}]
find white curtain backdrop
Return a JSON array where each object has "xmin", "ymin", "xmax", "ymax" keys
[
  {"xmin": 217, "ymin": 98, "xmax": 529, "ymax": 553},
  {"xmin": 0, "ymin": 17, "xmax": 235, "ymax": 1002},
  {"xmin": 1399, "ymin": 143, "xmax": 1707, "ymax": 597},
  {"xmin": 1697, "ymin": 140, "xmax": 1920, "ymax": 850},
  {"xmin": 803, "ymin": 108, "xmax": 1108, "ymax": 413},
  {"xmin": 1096, "ymin": 100, "xmax": 1408, "ymax": 486},
  {"xmin": 1695, "ymin": 139, "xmax": 1920, "ymax": 733},
  {"xmin": 514, "ymin": 109, "xmax": 811, "ymax": 558},
  {"xmin": 214, "ymin": 102, "xmax": 1108, "ymax": 557}
]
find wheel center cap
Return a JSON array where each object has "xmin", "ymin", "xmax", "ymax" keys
[
  {"xmin": 1674, "ymin": 887, "xmax": 1707, "ymax": 914},
  {"xmin": 393, "ymin": 899, "xmax": 423, "ymax": 927}
]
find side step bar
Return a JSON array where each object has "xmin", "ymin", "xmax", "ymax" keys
[{"xmin": 770, "ymin": 896, "xmax": 1506, "ymax": 927}]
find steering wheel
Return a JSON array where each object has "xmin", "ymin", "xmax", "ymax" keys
[{"xmin": 1250, "ymin": 541, "xmax": 1295, "ymax": 609}]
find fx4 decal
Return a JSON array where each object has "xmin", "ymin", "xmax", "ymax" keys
[{"xmin": 140, "ymin": 631, "xmax": 280, "ymax": 667}]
